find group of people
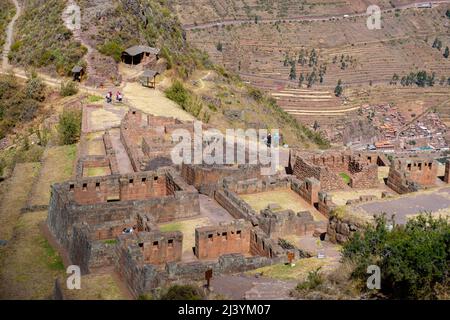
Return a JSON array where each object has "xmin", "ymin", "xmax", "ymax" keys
[{"xmin": 105, "ymin": 91, "xmax": 123, "ymax": 104}]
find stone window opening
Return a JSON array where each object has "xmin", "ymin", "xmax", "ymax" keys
[
  {"xmin": 154, "ymin": 176, "xmax": 158, "ymax": 181},
  {"xmin": 429, "ymin": 163, "xmax": 432, "ymax": 169},
  {"xmin": 141, "ymin": 177, "xmax": 147, "ymax": 184},
  {"xmin": 222, "ymin": 232, "xmax": 228, "ymax": 240},
  {"xmin": 129, "ymin": 179, "xmax": 134, "ymax": 185},
  {"xmin": 262, "ymin": 241, "xmax": 265, "ymax": 251},
  {"xmin": 132, "ymin": 111, "xmax": 136, "ymax": 115},
  {"xmin": 153, "ymin": 241, "xmax": 158, "ymax": 248},
  {"xmin": 208, "ymin": 234, "xmax": 213, "ymax": 241},
  {"xmin": 407, "ymin": 163, "xmax": 411, "ymax": 170},
  {"xmin": 237, "ymin": 230, "xmax": 242, "ymax": 238},
  {"xmin": 138, "ymin": 243, "xmax": 144, "ymax": 248},
  {"xmin": 69, "ymin": 184, "xmax": 75, "ymax": 191},
  {"xmin": 82, "ymin": 183, "xmax": 87, "ymax": 191},
  {"xmin": 168, "ymin": 239, "xmax": 174, "ymax": 247},
  {"xmin": 418, "ymin": 163, "xmax": 422, "ymax": 171},
  {"xmin": 254, "ymin": 233, "xmax": 258, "ymax": 243},
  {"xmin": 95, "ymin": 182, "xmax": 100, "ymax": 190}
]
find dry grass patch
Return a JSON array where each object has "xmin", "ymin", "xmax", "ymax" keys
[
  {"xmin": 240, "ymin": 189, "xmax": 326, "ymax": 221},
  {"xmin": 0, "ymin": 211, "xmax": 65, "ymax": 299},
  {"xmin": 84, "ymin": 167, "xmax": 110, "ymax": 177},
  {"xmin": 246, "ymin": 257, "xmax": 333, "ymax": 282},
  {"xmin": 28, "ymin": 145, "xmax": 77, "ymax": 207},
  {"xmin": 159, "ymin": 217, "xmax": 210, "ymax": 261},
  {"xmin": 63, "ymin": 273, "xmax": 126, "ymax": 300},
  {"xmin": 123, "ymin": 82, "xmax": 195, "ymax": 121},
  {"xmin": 0, "ymin": 162, "xmax": 41, "ymax": 240}
]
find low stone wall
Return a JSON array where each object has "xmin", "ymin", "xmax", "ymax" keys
[
  {"xmin": 326, "ymin": 215, "xmax": 365, "ymax": 244},
  {"xmin": 114, "ymin": 233, "xmax": 283, "ymax": 298}
]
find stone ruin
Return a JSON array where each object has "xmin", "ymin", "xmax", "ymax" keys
[
  {"xmin": 291, "ymin": 150, "xmax": 385, "ymax": 191},
  {"xmin": 47, "ymin": 167, "xmax": 200, "ymax": 273},
  {"xmin": 387, "ymin": 157, "xmax": 438, "ymax": 194}
]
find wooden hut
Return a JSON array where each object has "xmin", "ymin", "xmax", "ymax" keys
[
  {"xmin": 140, "ymin": 70, "xmax": 159, "ymax": 88},
  {"xmin": 121, "ymin": 45, "xmax": 160, "ymax": 66},
  {"xmin": 71, "ymin": 66, "xmax": 84, "ymax": 82}
]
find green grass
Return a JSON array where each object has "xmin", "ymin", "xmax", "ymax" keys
[
  {"xmin": 159, "ymin": 222, "xmax": 183, "ymax": 232},
  {"xmin": 102, "ymin": 239, "xmax": 118, "ymax": 245},
  {"xmin": 40, "ymin": 238, "xmax": 64, "ymax": 271},
  {"xmin": 86, "ymin": 95, "xmax": 103, "ymax": 103},
  {"xmin": 339, "ymin": 172, "xmax": 351, "ymax": 185}
]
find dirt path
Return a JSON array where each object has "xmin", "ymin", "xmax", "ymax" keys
[
  {"xmin": 183, "ymin": 1, "xmax": 450, "ymax": 30},
  {"xmin": 1, "ymin": 0, "xmax": 21, "ymax": 70},
  {"xmin": 123, "ymin": 82, "xmax": 195, "ymax": 121}
]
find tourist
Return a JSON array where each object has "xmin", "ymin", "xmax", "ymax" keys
[
  {"xmin": 105, "ymin": 91, "xmax": 112, "ymax": 103},
  {"xmin": 116, "ymin": 91, "xmax": 123, "ymax": 103}
]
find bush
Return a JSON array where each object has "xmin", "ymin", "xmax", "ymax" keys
[
  {"xmin": 58, "ymin": 110, "xmax": 81, "ymax": 145},
  {"xmin": 165, "ymin": 80, "xmax": 203, "ymax": 118},
  {"xmin": 60, "ymin": 81, "xmax": 78, "ymax": 97},
  {"xmin": 98, "ymin": 39, "xmax": 125, "ymax": 62},
  {"xmin": 342, "ymin": 213, "xmax": 450, "ymax": 299},
  {"xmin": 160, "ymin": 284, "xmax": 203, "ymax": 300},
  {"xmin": 296, "ymin": 268, "xmax": 324, "ymax": 291}
]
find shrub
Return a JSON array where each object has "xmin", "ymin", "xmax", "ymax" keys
[
  {"xmin": 58, "ymin": 110, "xmax": 82, "ymax": 145},
  {"xmin": 165, "ymin": 80, "xmax": 204, "ymax": 118},
  {"xmin": 342, "ymin": 213, "xmax": 450, "ymax": 299},
  {"xmin": 296, "ymin": 268, "xmax": 324, "ymax": 291},
  {"xmin": 98, "ymin": 39, "xmax": 125, "ymax": 62},
  {"xmin": 160, "ymin": 284, "xmax": 203, "ymax": 300},
  {"xmin": 60, "ymin": 81, "xmax": 79, "ymax": 97}
]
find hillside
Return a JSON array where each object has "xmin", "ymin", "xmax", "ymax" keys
[
  {"xmin": 82, "ymin": 0, "xmax": 329, "ymax": 147},
  {"xmin": 10, "ymin": 0, "xmax": 86, "ymax": 75}
]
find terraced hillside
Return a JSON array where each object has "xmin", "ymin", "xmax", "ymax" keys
[
  {"xmin": 182, "ymin": 3, "xmax": 450, "ymax": 137},
  {"xmin": 171, "ymin": 0, "xmax": 411, "ymax": 26}
]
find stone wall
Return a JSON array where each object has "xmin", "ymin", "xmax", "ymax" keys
[
  {"xmin": 47, "ymin": 168, "xmax": 200, "ymax": 269},
  {"xmin": 291, "ymin": 151, "xmax": 380, "ymax": 191},
  {"xmin": 387, "ymin": 157, "xmax": 437, "ymax": 194},
  {"xmin": 326, "ymin": 215, "xmax": 365, "ymax": 244},
  {"xmin": 195, "ymin": 220, "xmax": 251, "ymax": 259},
  {"xmin": 445, "ymin": 160, "xmax": 450, "ymax": 183},
  {"xmin": 114, "ymin": 232, "xmax": 283, "ymax": 298},
  {"xmin": 257, "ymin": 208, "xmax": 323, "ymax": 238},
  {"xmin": 181, "ymin": 163, "xmax": 261, "ymax": 196}
]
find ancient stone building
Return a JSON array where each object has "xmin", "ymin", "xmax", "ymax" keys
[
  {"xmin": 387, "ymin": 157, "xmax": 438, "ymax": 194},
  {"xmin": 291, "ymin": 151, "xmax": 381, "ymax": 191},
  {"xmin": 195, "ymin": 220, "xmax": 251, "ymax": 260},
  {"xmin": 181, "ymin": 163, "xmax": 262, "ymax": 196},
  {"xmin": 47, "ymin": 168, "xmax": 200, "ymax": 273}
]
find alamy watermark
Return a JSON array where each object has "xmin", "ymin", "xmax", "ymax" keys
[
  {"xmin": 367, "ymin": 5, "xmax": 382, "ymax": 30},
  {"xmin": 66, "ymin": 265, "xmax": 81, "ymax": 290},
  {"xmin": 367, "ymin": 265, "xmax": 381, "ymax": 290}
]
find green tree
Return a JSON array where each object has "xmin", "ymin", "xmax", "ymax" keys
[
  {"xmin": 334, "ymin": 79, "xmax": 343, "ymax": 97},
  {"xmin": 289, "ymin": 62, "xmax": 297, "ymax": 80},
  {"xmin": 342, "ymin": 213, "xmax": 450, "ymax": 299},
  {"xmin": 58, "ymin": 110, "xmax": 82, "ymax": 145}
]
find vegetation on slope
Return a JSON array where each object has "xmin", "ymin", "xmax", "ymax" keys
[
  {"xmin": 10, "ymin": 0, "xmax": 86, "ymax": 75},
  {"xmin": 0, "ymin": 73, "xmax": 46, "ymax": 139},
  {"xmin": 0, "ymin": 0, "xmax": 16, "ymax": 53}
]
